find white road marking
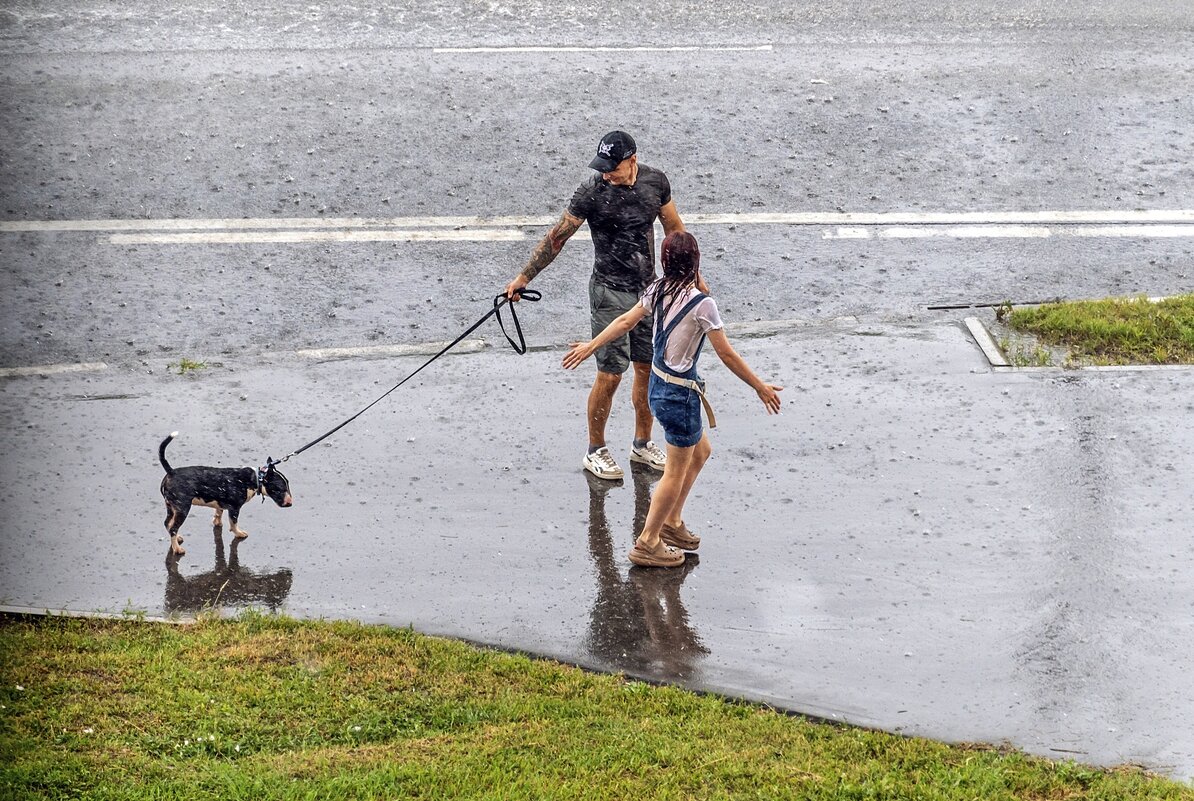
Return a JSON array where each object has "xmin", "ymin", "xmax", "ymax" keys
[
  {"xmin": 434, "ymin": 45, "xmax": 773, "ymax": 54},
  {"xmin": 0, "ymin": 362, "xmax": 108, "ymax": 378},
  {"xmin": 882, "ymin": 225, "xmax": 1052, "ymax": 239},
  {"xmin": 685, "ymin": 210, "xmax": 1194, "ymax": 225},
  {"xmin": 826, "ymin": 226, "xmax": 871, "ymax": 239},
  {"xmin": 1068, "ymin": 225, "xmax": 1194, "ymax": 238},
  {"xmin": 825, "ymin": 224, "xmax": 1194, "ymax": 240},
  {"xmin": 108, "ymin": 229, "xmax": 529, "ymax": 245},
  {"xmin": 295, "ymin": 340, "xmax": 487, "ymax": 361},
  {"xmin": 1, "ymin": 215, "xmax": 552, "ymax": 232},
  {"xmin": 4, "ymin": 209, "xmax": 1194, "ymax": 235}
]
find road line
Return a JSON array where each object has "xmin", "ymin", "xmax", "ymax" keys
[
  {"xmin": 295, "ymin": 340, "xmax": 487, "ymax": 361},
  {"xmin": 1, "ymin": 215, "xmax": 555, "ymax": 233},
  {"xmin": 0, "ymin": 362, "xmax": 108, "ymax": 378},
  {"xmin": 825, "ymin": 226, "xmax": 871, "ymax": 239},
  {"xmin": 683, "ymin": 210, "xmax": 1194, "ymax": 226},
  {"xmin": 826, "ymin": 224, "xmax": 1194, "ymax": 240},
  {"xmin": 5, "ymin": 209, "xmax": 1194, "ymax": 234},
  {"xmin": 881, "ymin": 225, "xmax": 1052, "ymax": 239},
  {"xmin": 1067, "ymin": 225, "xmax": 1194, "ymax": 238},
  {"xmin": 108, "ymin": 229, "xmax": 528, "ymax": 245},
  {"xmin": 434, "ymin": 45, "xmax": 773, "ymax": 54}
]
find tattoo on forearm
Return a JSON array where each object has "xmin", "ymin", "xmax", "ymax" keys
[{"xmin": 521, "ymin": 215, "xmax": 581, "ymax": 280}]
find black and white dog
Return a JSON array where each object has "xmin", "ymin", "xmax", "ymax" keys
[{"xmin": 159, "ymin": 432, "xmax": 293, "ymax": 555}]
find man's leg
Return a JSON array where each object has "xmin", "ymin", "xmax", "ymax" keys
[
  {"xmin": 588, "ymin": 369, "xmax": 622, "ymax": 449},
  {"xmin": 631, "ymin": 361, "xmax": 654, "ymax": 443},
  {"xmin": 626, "ymin": 311, "xmax": 665, "ymax": 468}
]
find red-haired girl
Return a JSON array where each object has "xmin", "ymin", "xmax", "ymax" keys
[{"xmin": 563, "ymin": 231, "xmax": 783, "ymax": 567}]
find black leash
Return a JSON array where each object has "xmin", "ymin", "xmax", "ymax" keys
[{"xmin": 271, "ymin": 290, "xmax": 541, "ymax": 466}]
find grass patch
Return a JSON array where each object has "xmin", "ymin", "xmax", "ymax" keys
[
  {"xmin": 1004, "ymin": 294, "xmax": 1194, "ymax": 365},
  {"xmin": 168, "ymin": 358, "xmax": 209, "ymax": 375},
  {"xmin": 1, "ymin": 614, "xmax": 1190, "ymax": 800}
]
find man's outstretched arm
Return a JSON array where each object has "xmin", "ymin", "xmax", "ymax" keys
[{"xmin": 505, "ymin": 211, "xmax": 584, "ymax": 299}]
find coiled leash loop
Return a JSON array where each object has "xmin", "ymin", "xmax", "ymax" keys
[{"xmin": 275, "ymin": 290, "xmax": 541, "ymax": 463}]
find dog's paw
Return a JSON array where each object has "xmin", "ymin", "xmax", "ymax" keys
[{"xmin": 233, "ymin": 528, "xmax": 249, "ymax": 539}]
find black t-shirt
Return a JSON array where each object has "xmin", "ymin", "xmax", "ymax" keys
[{"xmin": 566, "ymin": 164, "xmax": 672, "ymax": 293}]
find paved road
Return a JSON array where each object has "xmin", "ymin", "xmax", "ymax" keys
[
  {"xmin": 2, "ymin": 0, "xmax": 1192, "ymax": 367},
  {"xmin": 2, "ymin": 0, "xmax": 1193, "ymax": 780}
]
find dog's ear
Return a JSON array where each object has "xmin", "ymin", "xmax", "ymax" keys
[{"xmin": 265, "ymin": 458, "xmax": 276, "ymax": 473}]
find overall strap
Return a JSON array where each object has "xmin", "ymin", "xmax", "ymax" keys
[
  {"xmin": 653, "ymin": 290, "xmax": 710, "ymax": 378},
  {"xmin": 658, "ymin": 292, "xmax": 709, "ymax": 339}
]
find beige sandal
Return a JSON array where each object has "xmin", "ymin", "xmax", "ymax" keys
[
  {"xmin": 629, "ymin": 540, "xmax": 686, "ymax": 568},
  {"xmin": 661, "ymin": 521, "xmax": 700, "ymax": 551}
]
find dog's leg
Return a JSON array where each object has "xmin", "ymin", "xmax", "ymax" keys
[
  {"xmin": 228, "ymin": 505, "xmax": 249, "ymax": 540},
  {"xmin": 165, "ymin": 507, "xmax": 186, "ymax": 553},
  {"xmin": 212, "ymin": 506, "xmax": 223, "ymax": 529},
  {"xmin": 168, "ymin": 505, "xmax": 190, "ymax": 555}
]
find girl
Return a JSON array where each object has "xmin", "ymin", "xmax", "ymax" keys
[{"xmin": 563, "ymin": 231, "xmax": 782, "ymax": 567}]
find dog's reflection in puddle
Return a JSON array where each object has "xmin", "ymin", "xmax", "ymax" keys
[
  {"xmin": 584, "ymin": 462, "xmax": 708, "ymax": 680},
  {"xmin": 165, "ymin": 528, "xmax": 293, "ymax": 616}
]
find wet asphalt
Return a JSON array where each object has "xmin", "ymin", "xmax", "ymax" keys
[{"xmin": 1, "ymin": 319, "xmax": 1192, "ymax": 778}]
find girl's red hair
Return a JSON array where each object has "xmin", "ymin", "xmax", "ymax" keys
[{"xmin": 658, "ymin": 231, "xmax": 700, "ymax": 306}]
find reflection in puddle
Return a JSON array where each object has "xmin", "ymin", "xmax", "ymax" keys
[
  {"xmin": 164, "ymin": 528, "xmax": 293, "ymax": 616},
  {"xmin": 584, "ymin": 463, "xmax": 708, "ymax": 681}
]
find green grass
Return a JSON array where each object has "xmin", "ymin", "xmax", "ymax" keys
[
  {"xmin": 1005, "ymin": 294, "xmax": 1194, "ymax": 365},
  {"xmin": 169, "ymin": 358, "xmax": 208, "ymax": 375},
  {"xmin": 2, "ymin": 615, "xmax": 1191, "ymax": 800}
]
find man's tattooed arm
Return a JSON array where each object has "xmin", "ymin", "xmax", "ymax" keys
[{"xmin": 520, "ymin": 212, "xmax": 583, "ymax": 281}]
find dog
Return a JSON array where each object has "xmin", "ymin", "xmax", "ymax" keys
[{"xmin": 159, "ymin": 432, "xmax": 293, "ymax": 555}]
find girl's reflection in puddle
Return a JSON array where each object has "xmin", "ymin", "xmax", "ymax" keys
[{"xmin": 584, "ymin": 463, "xmax": 708, "ymax": 681}]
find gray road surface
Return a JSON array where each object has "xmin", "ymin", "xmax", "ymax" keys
[{"xmin": 2, "ymin": 0, "xmax": 1192, "ymax": 367}]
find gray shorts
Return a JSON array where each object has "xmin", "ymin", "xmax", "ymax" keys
[{"xmin": 589, "ymin": 277, "xmax": 654, "ymax": 374}]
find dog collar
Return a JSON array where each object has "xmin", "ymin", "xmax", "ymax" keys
[{"xmin": 255, "ymin": 466, "xmax": 266, "ymax": 500}]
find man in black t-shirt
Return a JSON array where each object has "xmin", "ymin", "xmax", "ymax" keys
[{"xmin": 505, "ymin": 131, "xmax": 703, "ymax": 481}]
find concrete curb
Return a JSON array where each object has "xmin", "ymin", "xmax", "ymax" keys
[{"xmin": 0, "ymin": 604, "xmax": 193, "ymax": 624}]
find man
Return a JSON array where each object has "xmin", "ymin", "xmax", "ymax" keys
[{"xmin": 505, "ymin": 131, "xmax": 705, "ymax": 480}]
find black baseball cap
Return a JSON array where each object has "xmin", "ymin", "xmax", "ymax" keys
[{"xmin": 588, "ymin": 131, "xmax": 637, "ymax": 172}]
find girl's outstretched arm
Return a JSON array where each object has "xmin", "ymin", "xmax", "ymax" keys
[
  {"xmin": 707, "ymin": 329, "xmax": 783, "ymax": 414},
  {"xmin": 562, "ymin": 304, "xmax": 649, "ymax": 370}
]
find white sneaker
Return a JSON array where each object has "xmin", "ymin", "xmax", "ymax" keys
[
  {"xmin": 583, "ymin": 446, "xmax": 624, "ymax": 480},
  {"xmin": 629, "ymin": 440, "xmax": 667, "ymax": 470}
]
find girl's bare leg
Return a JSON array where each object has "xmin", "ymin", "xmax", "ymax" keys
[
  {"xmin": 636, "ymin": 442, "xmax": 696, "ymax": 550},
  {"xmin": 664, "ymin": 432, "xmax": 710, "ymax": 528}
]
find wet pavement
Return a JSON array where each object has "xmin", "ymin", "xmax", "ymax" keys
[{"xmin": 2, "ymin": 318, "xmax": 1192, "ymax": 779}]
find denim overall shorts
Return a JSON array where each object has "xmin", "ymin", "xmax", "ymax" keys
[{"xmin": 648, "ymin": 292, "xmax": 715, "ymax": 448}]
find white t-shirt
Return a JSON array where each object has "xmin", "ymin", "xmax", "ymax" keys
[{"xmin": 639, "ymin": 283, "xmax": 724, "ymax": 373}]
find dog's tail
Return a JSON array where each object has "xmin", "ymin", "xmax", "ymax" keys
[{"xmin": 159, "ymin": 431, "xmax": 179, "ymax": 475}]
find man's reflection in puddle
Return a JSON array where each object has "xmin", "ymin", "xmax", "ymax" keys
[
  {"xmin": 165, "ymin": 528, "xmax": 293, "ymax": 616},
  {"xmin": 584, "ymin": 462, "xmax": 708, "ymax": 680}
]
